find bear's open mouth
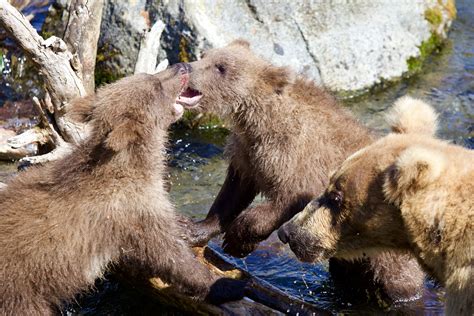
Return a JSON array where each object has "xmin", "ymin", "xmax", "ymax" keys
[
  {"xmin": 172, "ymin": 66, "xmax": 192, "ymax": 120},
  {"xmin": 177, "ymin": 87, "xmax": 203, "ymax": 108}
]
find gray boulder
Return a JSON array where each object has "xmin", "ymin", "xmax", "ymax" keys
[{"xmin": 98, "ymin": 0, "xmax": 456, "ymax": 93}]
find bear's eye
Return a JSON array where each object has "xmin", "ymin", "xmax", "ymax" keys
[
  {"xmin": 327, "ymin": 191, "xmax": 343, "ymax": 209},
  {"xmin": 215, "ymin": 64, "xmax": 226, "ymax": 75}
]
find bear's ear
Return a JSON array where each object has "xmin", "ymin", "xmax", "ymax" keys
[
  {"xmin": 105, "ymin": 120, "xmax": 143, "ymax": 152},
  {"xmin": 230, "ymin": 39, "xmax": 250, "ymax": 49},
  {"xmin": 384, "ymin": 146, "xmax": 445, "ymax": 204},
  {"xmin": 262, "ymin": 66, "xmax": 291, "ymax": 94},
  {"xmin": 385, "ymin": 96, "xmax": 438, "ymax": 136},
  {"xmin": 65, "ymin": 95, "xmax": 95, "ymax": 123}
]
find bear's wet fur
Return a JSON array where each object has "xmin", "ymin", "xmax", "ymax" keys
[
  {"xmin": 181, "ymin": 40, "xmax": 424, "ymax": 302},
  {"xmin": 0, "ymin": 65, "xmax": 243, "ymax": 315}
]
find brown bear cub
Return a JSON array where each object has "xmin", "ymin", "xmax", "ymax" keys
[
  {"xmin": 279, "ymin": 97, "xmax": 473, "ymax": 315},
  {"xmin": 0, "ymin": 65, "xmax": 243, "ymax": 315},
  {"xmin": 178, "ymin": 39, "xmax": 424, "ymax": 301}
]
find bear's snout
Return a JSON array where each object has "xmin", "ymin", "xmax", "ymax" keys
[
  {"xmin": 278, "ymin": 223, "xmax": 293, "ymax": 244},
  {"xmin": 173, "ymin": 62, "xmax": 193, "ymax": 74}
]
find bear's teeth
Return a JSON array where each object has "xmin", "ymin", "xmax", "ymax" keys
[
  {"xmin": 172, "ymin": 103, "xmax": 184, "ymax": 120},
  {"xmin": 176, "ymin": 95, "xmax": 202, "ymax": 107}
]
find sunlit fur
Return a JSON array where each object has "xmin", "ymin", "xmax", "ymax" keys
[
  {"xmin": 186, "ymin": 40, "xmax": 424, "ymax": 301},
  {"xmin": 287, "ymin": 97, "xmax": 473, "ymax": 315},
  {"xmin": 385, "ymin": 96, "xmax": 438, "ymax": 135},
  {"xmin": 0, "ymin": 69, "xmax": 225, "ymax": 315}
]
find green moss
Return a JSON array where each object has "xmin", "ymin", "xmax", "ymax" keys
[
  {"xmin": 424, "ymin": 7, "xmax": 443, "ymax": 27},
  {"xmin": 94, "ymin": 42, "xmax": 123, "ymax": 87},
  {"xmin": 406, "ymin": 33, "xmax": 444, "ymax": 73},
  {"xmin": 40, "ymin": 30, "xmax": 55, "ymax": 39},
  {"xmin": 406, "ymin": 56, "xmax": 422, "ymax": 73}
]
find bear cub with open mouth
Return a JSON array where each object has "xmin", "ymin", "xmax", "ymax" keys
[
  {"xmin": 0, "ymin": 64, "xmax": 244, "ymax": 315},
  {"xmin": 177, "ymin": 39, "xmax": 424, "ymax": 302}
]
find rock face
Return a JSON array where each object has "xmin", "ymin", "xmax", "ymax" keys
[{"xmin": 97, "ymin": 0, "xmax": 455, "ymax": 94}]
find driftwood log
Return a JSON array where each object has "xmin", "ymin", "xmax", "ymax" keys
[
  {"xmin": 0, "ymin": 127, "xmax": 35, "ymax": 160},
  {"xmin": 119, "ymin": 246, "xmax": 329, "ymax": 315},
  {"xmin": 62, "ymin": 0, "xmax": 105, "ymax": 95},
  {"xmin": 0, "ymin": 0, "xmax": 103, "ymax": 163},
  {"xmin": 0, "ymin": 0, "xmax": 169, "ymax": 163}
]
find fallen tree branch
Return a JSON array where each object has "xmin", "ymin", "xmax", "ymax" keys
[
  {"xmin": 0, "ymin": 0, "xmax": 85, "ymax": 141},
  {"xmin": 121, "ymin": 246, "xmax": 330, "ymax": 315},
  {"xmin": 0, "ymin": 141, "xmax": 35, "ymax": 160},
  {"xmin": 0, "ymin": 128, "xmax": 36, "ymax": 160},
  {"xmin": 0, "ymin": 0, "xmax": 102, "ymax": 163}
]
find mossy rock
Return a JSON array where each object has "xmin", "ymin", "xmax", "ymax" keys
[
  {"xmin": 404, "ymin": 1, "xmax": 455, "ymax": 78},
  {"xmin": 406, "ymin": 33, "xmax": 444, "ymax": 74},
  {"xmin": 94, "ymin": 42, "xmax": 124, "ymax": 87}
]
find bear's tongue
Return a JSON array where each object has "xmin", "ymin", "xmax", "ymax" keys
[{"xmin": 177, "ymin": 87, "xmax": 203, "ymax": 108}]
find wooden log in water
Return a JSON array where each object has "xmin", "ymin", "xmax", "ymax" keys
[{"xmin": 120, "ymin": 246, "xmax": 330, "ymax": 315}]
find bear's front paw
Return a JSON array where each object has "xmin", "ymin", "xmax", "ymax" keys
[
  {"xmin": 222, "ymin": 237, "xmax": 258, "ymax": 258},
  {"xmin": 221, "ymin": 213, "xmax": 266, "ymax": 257},
  {"xmin": 205, "ymin": 278, "xmax": 249, "ymax": 304},
  {"xmin": 176, "ymin": 215, "xmax": 220, "ymax": 247}
]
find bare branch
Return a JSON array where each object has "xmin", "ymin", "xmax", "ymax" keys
[
  {"xmin": 135, "ymin": 19, "xmax": 167, "ymax": 75},
  {"xmin": 0, "ymin": 0, "xmax": 103, "ymax": 163},
  {"xmin": 0, "ymin": 128, "xmax": 36, "ymax": 161},
  {"xmin": 7, "ymin": 128, "xmax": 50, "ymax": 149},
  {"xmin": 0, "ymin": 0, "xmax": 86, "ymax": 143},
  {"xmin": 18, "ymin": 144, "xmax": 72, "ymax": 165},
  {"xmin": 63, "ymin": 0, "xmax": 105, "ymax": 94}
]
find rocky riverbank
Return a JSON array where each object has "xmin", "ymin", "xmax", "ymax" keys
[{"xmin": 94, "ymin": 0, "xmax": 455, "ymax": 95}]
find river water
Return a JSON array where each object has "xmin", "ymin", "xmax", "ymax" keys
[{"xmin": 1, "ymin": 0, "xmax": 472, "ymax": 314}]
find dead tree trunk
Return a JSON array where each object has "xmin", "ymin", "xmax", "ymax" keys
[
  {"xmin": 0, "ymin": 0, "xmax": 104, "ymax": 163},
  {"xmin": 62, "ymin": 0, "xmax": 104, "ymax": 94}
]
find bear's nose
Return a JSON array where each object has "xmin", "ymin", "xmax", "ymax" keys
[
  {"xmin": 278, "ymin": 224, "xmax": 291, "ymax": 244},
  {"xmin": 173, "ymin": 62, "xmax": 193, "ymax": 74}
]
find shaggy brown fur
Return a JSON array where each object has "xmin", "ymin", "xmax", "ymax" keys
[
  {"xmin": 0, "ymin": 65, "xmax": 243, "ymax": 315},
  {"xmin": 179, "ymin": 40, "xmax": 424, "ymax": 301},
  {"xmin": 279, "ymin": 97, "xmax": 473, "ymax": 315}
]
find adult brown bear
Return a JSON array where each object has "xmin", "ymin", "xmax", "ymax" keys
[
  {"xmin": 178, "ymin": 40, "xmax": 424, "ymax": 301},
  {"xmin": 0, "ymin": 64, "xmax": 243, "ymax": 315},
  {"xmin": 279, "ymin": 96, "xmax": 473, "ymax": 315}
]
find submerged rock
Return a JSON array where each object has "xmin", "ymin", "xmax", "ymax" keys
[{"xmin": 96, "ymin": 0, "xmax": 455, "ymax": 94}]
